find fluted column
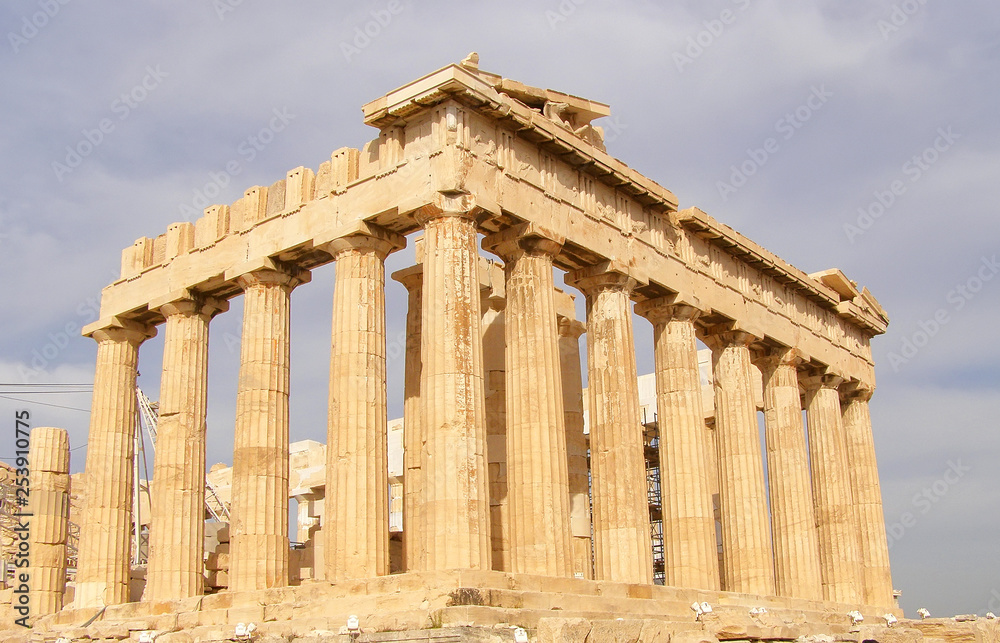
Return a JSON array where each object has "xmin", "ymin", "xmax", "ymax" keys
[
  {"xmin": 635, "ymin": 298, "xmax": 719, "ymax": 591},
  {"xmin": 145, "ymin": 297, "xmax": 226, "ymax": 602},
  {"xmin": 416, "ymin": 201, "xmax": 491, "ymax": 571},
  {"xmin": 392, "ymin": 265, "xmax": 424, "ymax": 572},
  {"xmin": 842, "ymin": 385, "xmax": 894, "ymax": 607},
  {"xmin": 75, "ymin": 323, "xmax": 154, "ymax": 608},
  {"xmin": 558, "ymin": 316, "xmax": 593, "ymax": 580},
  {"xmin": 803, "ymin": 372, "xmax": 863, "ymax": 604},
  {"xmin": 27, "ymin": 426, "xmax": 70, "ymax": 618},
  {"xmin": 565, "ymin": 265, "xmax": 652, "ymax": 584},
  {"xmin": 756, "ymin": 349, "xmax": 822, "ymax": 601},
  {"xmin": 484, "ymin": 226, "xmax": 574, "ymax": 577},
  {"xmin": 229, "ymin": 266, "xmax": 308, "ymax": 592},
  {"xmin": 322, "ymin": 228, "xmax": 404, "ymax": 582},
  {"xmin": 481, "ymin": 289, "xmax": 510, "ymax": 572},
  {"xmin": 703, "ymin": 328, "xmax": 775, "ymax": 596}
]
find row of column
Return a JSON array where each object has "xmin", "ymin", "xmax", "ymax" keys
[{"xmin": 74, "ymin": 203, "xmax": 892, "ymax": 609}]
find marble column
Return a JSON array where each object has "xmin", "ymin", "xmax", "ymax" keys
[
  {"xmin": 27, "ymin": 426, "xmax": 70, "ymax": 618},
  {"xmin": 703, "ymin": 328, "xmax": 775, "ymax": 596},
  {"xmin": 635, "ymin": 298, "xmax": 719, "ymax": 591},
  {"xmin": 481, "ymin": 288, "xmax": 510, "ymax": 572},
  {"xmin": 416, "ymin": 203, "xmax": 491, "ymax": 571},
  {"xmin": 842, "ymin": 385, "xmax": 894, "ymax": 607},
  {"xmin": 392, "ymin": 265, "xmax": 424, "ymax": 572},
  {"xmin": 323, "ymin": 229, "xmax": 403, "ymax": 582},
  {"xmin": 484, "ymin": 227, "xmax": 574, "ymax": 577},
  {"xmin": 75, "ymin": 323, "xmax": 154, "ymax": 608},
  {"xmin": 558, "ymin": 316, "xmax": 593, "ymax": 580},
  {"xmin": 565, "ymin": 265, "xmax": 652, "ymax": 585},
  {"xmin": 756, "ymin": 349, "xmax": 822, "ymax": 601},
  {"xmin": 803, "ymin": 372, "xmax": 863, "ymax": 604},
  {"xmin": 229, "ymin": 266, "xmax": 308, "ymax": 592},
  {"xmin": 145, "ymin": 297, "xmax": 226, "ymax": 602}
]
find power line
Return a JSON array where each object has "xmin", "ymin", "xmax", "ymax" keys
[
  {"xmin": 0, "ymin": 383, "xmax": 93, "ymax": 387},
  {"xmin": 0, "ymin": 390, "xmax": 92, "ymax": 395},
  {"xmin": 0, "ymin": 395, "xmax": 90, "ymax": 413},
  {"xmin": 0, "ymin": 443, "xmax": 87, "ymax": 460}
]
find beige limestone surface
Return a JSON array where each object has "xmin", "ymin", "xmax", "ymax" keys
[
  {"xmin": 635, "ymin": 298, "xmax": 719, "ymax": 592},
  {"xmin": 323, "ymin": 229, "xmax": 403, "ymax": 582},
  {"xmin": 756, "ymin": 349, "xmax": 823, "ymax": 601},
  {"xmin": 567, "ymin": 266, "xmax": 652, "ymax": 585},
  {"xmin": 26, "ymin": 426, "xmax": 70, "ymax": 619},
  {"xmin": 60, "ymin": 58, "xmax": 905, "ymax": 638},
  {"xmin": 704, "ymin": 330, "xmax": 775, "ymax": 596}
]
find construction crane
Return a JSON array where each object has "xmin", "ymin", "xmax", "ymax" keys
[{"xmin": 133, "ymin": 388, "xmax": 230, "ymax": 565}]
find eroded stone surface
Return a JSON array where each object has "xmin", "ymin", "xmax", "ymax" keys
[{"xmin": 13, "ymin": 57, "xmax": 919, "ymax": 642}]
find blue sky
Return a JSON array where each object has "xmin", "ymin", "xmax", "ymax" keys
[{"xmin": 1, "ymin": 0, "xmax": 997, "ymax": 617}]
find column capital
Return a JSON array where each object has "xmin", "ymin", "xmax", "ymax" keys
[
  {"xmin": 840, "ymin": 381, "xmax": 875, "ymax": 402},
  {"xmin": 234, "ymin": 265, "xmax": 310, "ymax": 291},
  {"xmin": 318, "ymin": 222, "xmax": 406, "ymax": 261},
  {"xmin": 89, "ymin": 320, "xmax": 157, "ymax": 345},
  {"xmin": 391, "ymin": 264, "xmax": 424, "ymax": 293},
  {"xmin": 752, "ymin": 346, "xmax": 805, "ymax": 371},
  {"xmin": 800, "ymin": 369, "xmax": 845, "ymax": 391},
  {"xmin": 564, "ymin": 261, "xmax": 643, "ymax": 296},
  {"xmin": 414, "ymin": 193, "xmax": 489, "ymax": 226},
  {"xmin": 226, "ymin": 257, "xmax": 311, "ymax": 289},
  {"xmin": 557, "ymin": 317, "xmax": 586, "ymax": 340},
  {"xmin": 634, "ymin": 294, "xmax": 705, "ymax": 325},
  {"xmin": 701, "ymin": 322, "xmax": 762, "ymax": 352},
  {"xmin": 482, "ymin": 223, "xmax": 565, "ymax": 262},
  {"xmin": 149, "ymin": 292, "xmax": 229, "ymax": 320}
]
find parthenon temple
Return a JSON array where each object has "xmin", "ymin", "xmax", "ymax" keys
[{"xmin": 8, "ymin": 56, "xmax": 994, "ymax": 643}]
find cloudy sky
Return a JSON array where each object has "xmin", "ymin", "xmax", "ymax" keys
[{"xmin": 1, "ymin": 0, "xmax": 997, "ymax": 618}]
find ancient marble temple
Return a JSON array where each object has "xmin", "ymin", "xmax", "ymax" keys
[{"xmin": 13, "ymin": 56, "xmax": 937, "ymax": 643}]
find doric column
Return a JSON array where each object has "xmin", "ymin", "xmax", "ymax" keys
[
  {"xmin": 635, "ymin": 297, "xmax": 719, "ymax": 591},
  {"xmin": 415, "ymin": 200, "xmax": 491, "ymax": 571},
  {"xmin": 565, "ymin": 264, "xmax": 652, "ymax": 584},
  {"xmin": 229, "ymin": 265, "xmax": 308, "ymax": 592},
  {"xmin": 484, "ymin": 225, "xmax": 574, "ymax": 577},
  {"xmin": 557, "ymin": 316, "xmax": 593, "ymax": 580},
  {"xmin": 842, "ymin": 385, "xmax": 894, "ymax": 607},
  {"xmin": 702, "ymin": 328, "xmax": 775, "ymax": 596},
  {"xmin": 27, "ymin": 426, "xmax": 70, "ymax": 618},
  {"xmin": 755, "ymin": 348, "xmax": 822, "ymax": 601},
  {"xmin": 145, "ymin": 296, "xmax": 226, "ymax": 602},
  {"xmin": 481, "ymin": 287, "xmax": 510, "ymax": 572},
  {"xmin": 322, "ymin": 227, "xmax": 404, "ymax": 582},
  {"xmin": 392, "ymin": 264, "xmax": 424, "ymax": 572},
  {"xmin": 803, "ymin": 371, "xmax": 863, "ymax": 604},
  {"xmin": 75, "ymin": 323, "xmax": 155, "ymax": 608}
]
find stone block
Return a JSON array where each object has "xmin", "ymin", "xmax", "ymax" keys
[
  {"xmin": 228, "ymin": 605, "xmax": 266, "ymax": 624},
  {"xmin": 537, "ymin": 617, "xmax": 593, "ymax": 643},
  {"xmin": 589, "ymin": 619, "xmax": 646, "ymax": 642}
]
